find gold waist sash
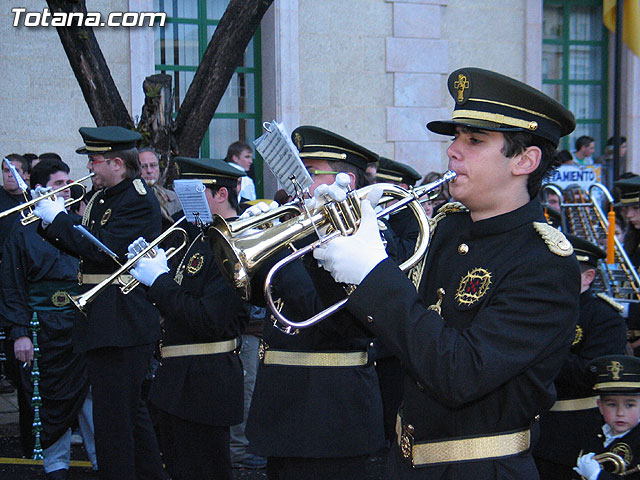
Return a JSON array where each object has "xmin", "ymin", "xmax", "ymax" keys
[
  {"xmin": 395, "ymin": 414, "xmax": 530, "ymax": 466},
  {"xmin": 161, "ymin": 339, "xmax": 239, "ymax": 359},
  {"xmin": 262, "ymin": 348, "xmax": 368, "ymax": 367},
  {"xmin": 549, "ymin": 395, "xmax": 599, "ymax": 412}
]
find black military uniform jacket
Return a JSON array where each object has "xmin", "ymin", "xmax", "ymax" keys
[
  {"xmin": 347, "ymin": 199, "xmax": 581, "ymax": 479},
  {"xmin": 245, "ymin": 229, "xmax": 397, "ymax": 458},
  {"xmin": 147, "ymin": 228, "xmax": 245, "ymax": 426},
  {"xmin": 535, "ymin": 289, "xmax": 627, "ymax": 467},
  {"xmin": 39, "ymin": 177, "xmax": 162, "ymax": 352},
  {"xmin": 581, "ymin": 423, "xmax": 640, "ymax": 479}
]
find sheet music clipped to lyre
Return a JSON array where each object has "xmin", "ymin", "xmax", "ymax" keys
[{"xmin": 254, "ymin": 121, "xmax": 313, "ymax": 196}]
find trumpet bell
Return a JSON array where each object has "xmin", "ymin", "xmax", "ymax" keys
[{"xmin": 209, "ymin": 206, "xmax": 324, "ymax": 301}]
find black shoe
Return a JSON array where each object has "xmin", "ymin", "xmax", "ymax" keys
[
  {"xmin": 232, "ymin": 454, "xmax": 267, "ymax": 470},
  {"xmin": 45, "ymin": 469, "xmax": 69, "ymax": 480}
]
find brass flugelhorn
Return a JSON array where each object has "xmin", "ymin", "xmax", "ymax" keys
[
  {"xmin": 69, "ymin": 217, "xmax": 188, "ymax": 314},
  {"xmin": 0, "ymin": 173, "xmax": 95, "ymax": 225},
  {"xmin": 209, "ymin": 171, "xmax": 456, "ymax": 330},
  {"xmin": 582, "ymin": 451, "xmax": 640, "ymax": 477}
]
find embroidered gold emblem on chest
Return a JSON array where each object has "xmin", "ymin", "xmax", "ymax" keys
[
  {"xmin": 456, "ymin": 267, "xmax": 492, "ymax": 306},
  {"xmin": 572, "ymin": 324, "xmax": 583, "ymax": 346},
  {"xmin": 186, "ymin": 253, "xmax": 204, "ymax": 275}
]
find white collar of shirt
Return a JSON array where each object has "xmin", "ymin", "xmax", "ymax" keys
[{"xmin": 602, "ymin": 422, "xmax": 638, "ymax": 447}]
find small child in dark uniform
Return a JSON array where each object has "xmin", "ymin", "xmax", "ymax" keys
[{"xmin": 574, "ymin": 355, "xmax": 640, "ymax": 479}]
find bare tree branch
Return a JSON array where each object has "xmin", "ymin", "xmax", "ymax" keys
[
  {"xmin": 46, "ymin": 0, "xmax": 133, "ymax": 128},
  {"xmin": 173, "ymin": 0, "xmax": 274, "ymax": 157}
]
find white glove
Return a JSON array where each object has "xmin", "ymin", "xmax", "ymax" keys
[
  {"xmin": 573, "ymin": 452, "xmax": 601, "ymax": 480},
  {"xmin": 313, "ymin": 198, "xmax": 387, "ymax": 285},
  {"xmin": 305, "ymin": 172, "xmax": 351, "ymax": 209},
  {"xmin": 239, "ymin": 201, "xmax": 279, "ymax": 219},
  {"xmin": 30, "ymin": 186, "xmax": 52, "ymax": 199},
  {"xmin": 32, "ymin": 196, "xmax": 66, "ymax": 225},
  {"xmin": 129, "ymin": 247, "xmax": 169, "ymax": 287}
]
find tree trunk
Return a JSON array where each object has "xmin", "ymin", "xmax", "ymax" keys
[
  {"xmin": 173, "ymin": 0, "xmax": 274, "ymax": 157},
  {"xmin": 46, "ymin": 0, "xmax": 133, "ymax": 129}
]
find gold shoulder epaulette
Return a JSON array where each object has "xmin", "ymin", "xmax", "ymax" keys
[
  {"xmin": 532, "ymin": 222, "xmax": 573, "ymax": 257},
  {"xmin": 596, "ymin": 292, "xmax": 625, "ymax": 313},
  {"xmin": 429, "ymin": 202, "xmax": 467, "ymax": 239},
  {"xmin": 133, "ymin": 178, "xmax": 147, "ymax": 195},
  {"xmin": 435, "ymin": 201, "xmax": 467, "ymax": 216}
]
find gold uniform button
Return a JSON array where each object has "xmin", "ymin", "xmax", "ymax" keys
[
  {"xmin": 406, "ymin": 424, "xmax": 415, "ymax": 434},
  {"xmin": 458, "ymin": 243, "xmax": 469, "ymax": 255},
  {"xmin": 369, "ymin": 342, "xmax": 374, "ymax": 348},
  {"xmin": 367, "ymin": 315, "xmax": 374, "ymax": 323},
  {"xmin": 99, "ymin": 199, "xmax": 105, "ymax": 205}
]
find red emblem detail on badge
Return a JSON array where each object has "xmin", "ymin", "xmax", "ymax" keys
[{"xmin": 456, "ymin": 268, "xmax": 492, "ymax": 306}]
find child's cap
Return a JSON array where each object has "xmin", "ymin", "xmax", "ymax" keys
[{"xmin": 589, "ymin": 355, "xmax": 640, "ymax": 394}]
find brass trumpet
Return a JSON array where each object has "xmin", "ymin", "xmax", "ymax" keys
[
  {"xmin": 209, "ymin": 171, "xmax": 456, "ymax": 330},
  {"xmin": 0, "ymin": 173, "xmax": 95, "ymax": 225},
  {"xmin": 69, "ymin": 217, "xmax": 188, "ymax": 314}
]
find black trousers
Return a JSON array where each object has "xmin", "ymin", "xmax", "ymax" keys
[
  {"xmin": 266, "ymin": 455, "xmax": 371, "ymax": 480},
  {"xmin": 86, "ymin": 344, "xmax": 165, "ymax": 480},
  {"xmin": 154, "ymin": 409, "xmax": 232, "ymax": 480},
  {"xmin": 534, "ymin": 457, "xmax": 576, "ymax": 480}
]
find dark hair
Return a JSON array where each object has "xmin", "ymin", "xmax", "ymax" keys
[
  {"xmin": 607, "ymin": 136, "xmax": 627, "ymax": 146},
  {"xmin": 104, "ymin": 148, "xmax": 140, "ymax": 179},
  {"xmin": 555, "ymin": 149, "xmax": 573, "ymax": 165},
  {"xmin": 38, "ymin": 152, "xmax": 62, "ymax": 162},
  {"xmin": 23, "ymin": 153, "xmax": 38, "ymax": 163},
  {"xmin": 209, "ymin": 178, "xmax": 239, "ymax": 212},
  {"xmin": 501, "ymin": 131, "xmax": 557, "ymax": 199},
  {"xmin": 329, "ymin": 160, "xmax": 370, "ymax": 189},
  {"xmin": 5, "ymin": 153, "xmax": 29, "ymax": 175},
  {"xmin": 225, "ymin": 141, "xmax": 252, "ymax": 163},
  {"xmin": 30, "ymin": 158, "xmax": 70, "ymax": 189},
  {"xmin": 575, "ymin": 135, "xmax": 595, "ymax": 151}
]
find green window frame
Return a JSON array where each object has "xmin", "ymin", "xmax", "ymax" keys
[
  {"xmin": 542, "ymin": 0, "xmax": 608, "ymax": 154},
  {"xmin": 154, "ymin": 0, "xmax": 263, "ymax": 195}
]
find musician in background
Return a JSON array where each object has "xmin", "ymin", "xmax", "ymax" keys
[
  {"xmin": 574, "ymin": 355, "xmax": 640, "ymax": 480},
  {"xmin": 0, "ymin": 154, "xmax": 31, "ymax": 435},
  {"xmin": 314, "ymin": 67, "xmax": 580, "ymax": 479},
  {"xmin": 534, "ymin": 235, "xmax": 627, "ymax": 480},
  {"xmin": 612, "ymin": 176, "xmax": 640, "ymax": 354},
  {"xmin": 3, "ymin": 159, "xmax": 97, "ymax": 479},
  {"xmin": 127, "ymin": 157, "xmax": 247, "ymax": 479},
  {"xmin": 245, "ymin": 126, "xmax": 391, "ymax": 480},
  {"xmin": 32, "ymin": 126, "xmax": 164, "ymax": 480}
]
